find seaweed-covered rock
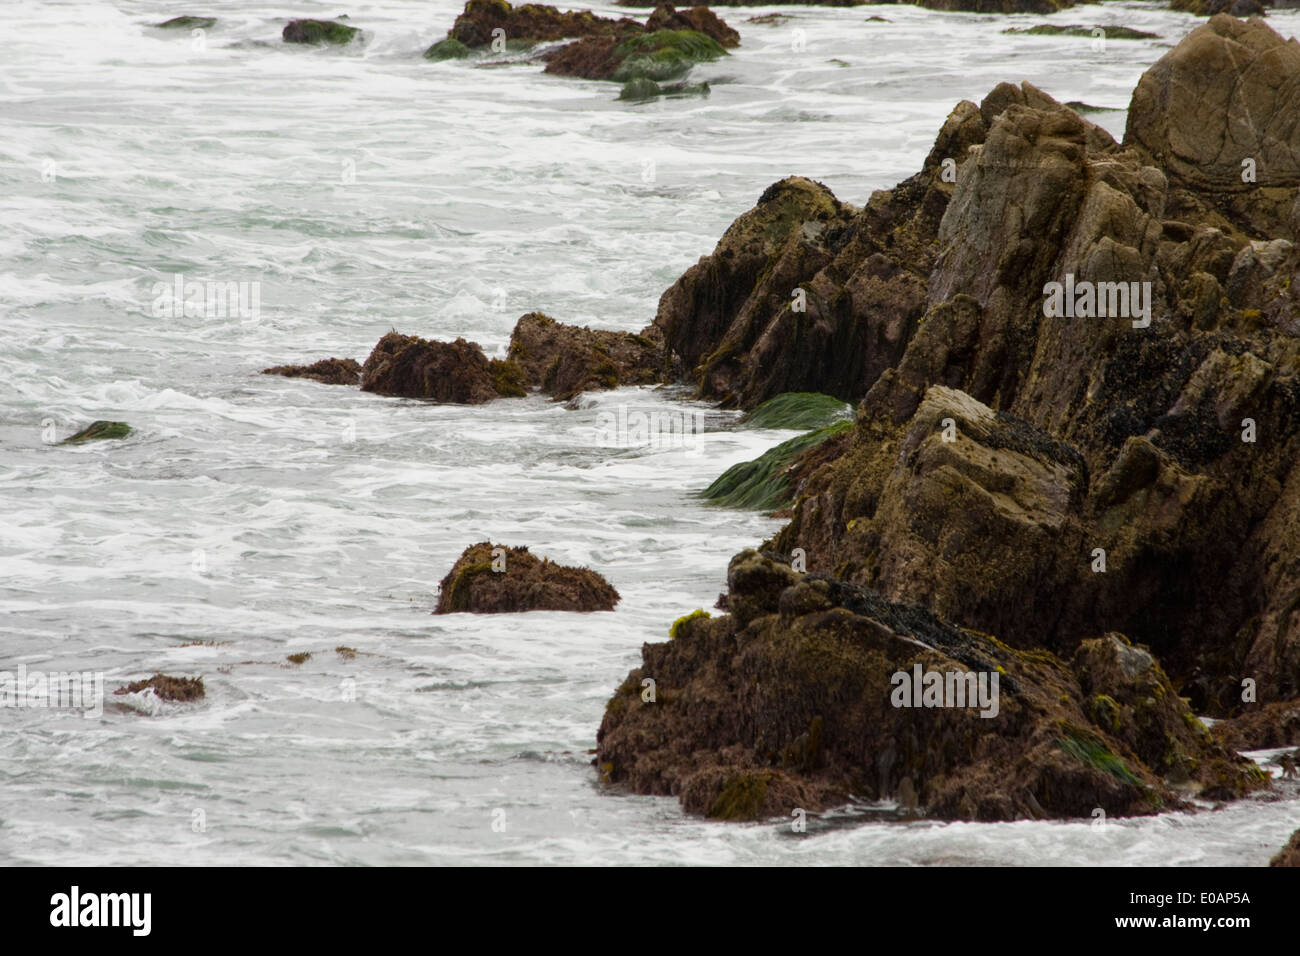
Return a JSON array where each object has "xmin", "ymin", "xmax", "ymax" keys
[
  {"xmin": 262, "ymin": 357, "xmax": 362, "ymax": 386},
  {"xmin": 447, "ymin": 0, "xmax": 641, "ymax": 48},
  {"xmin": 435, "ymin": 542, "xmax": 620, "ymax": 613},
  {"xmin": 644, "ymin": 4, "xmax": 739, "ymax": 48},
  {"xmin": 1272, "ymin": 829, "xmax": 1300, "ymax": 866},
  {"xmin": 702, "ymin": 420, "xmax": 851, "ymax": 511},
  {"xmin": 738, "ymin": 392, "xmax": 852, "ymax": 431},
  {"xmin": 115, "ymin": 674, "xmax": 205, "ymax": 702},
  {"xmin": 544, "ymin": 27, "xmax": 726, "ymax": 82},
  {"xmin": 361, "ymin": 332, "xmax": 507, "ymax": 404},
  {"xmin": 596, "ymin": 551, "xmax": 1264, "ymax": 821},
  {"xmin": 424, "ymin": 37, "xmax": 472, "ymax": 60},
  {"xmin": 506, "ymin": 312, "xmax": 663, "ymax": 400},
  {"xmin": 1211, "ymin": 699, "xmax": 1300, "ymax": 751},
  {"xmin": 283, "ymin": 19, "xmax": 359, "ymax": 45},
  {"xmin": 60, "ymin": 421, "xmax": 131, "ymax": 444}
]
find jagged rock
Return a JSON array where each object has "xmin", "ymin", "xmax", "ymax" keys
[
  {"xmin": 598, "ymin": 0, "xmax": 1300, "ymax": 824},
  {"xmin": 283, "ymin": 19, "xmax": 359, "ymax": 45},
  {"xmin": 1211, "ymin": 699, "xmax": 1300, "ymax": 750},
  {"xmin": 435, "ymin": 542, "xmax": 619, "ymax": 613},
  {"xmin": 506, "ymin": 312, "xmax": 662, "ymax": 400},
  {"xmin": 596, "ymin": 551, "xmax": 1264, "ymax": 821},
  {"xmin": 1272, "ymin": 829, "xmax": 1300, "ymax": 866},
  {"xmin": 262, "ymin": 357, "xmax": 361, "ymax": 386},
  {"xmin": 361, "ymin": 332, "xmax": 517, "ymax": 404}
]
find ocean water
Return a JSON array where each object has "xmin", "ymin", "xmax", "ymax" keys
[{"xmin": 1, "ymin": 0, "xmax": 1297, "ymax": 865}]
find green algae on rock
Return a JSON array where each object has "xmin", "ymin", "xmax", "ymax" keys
[
  {"xmin": 424, "ymin": 37, "xmax": 472, "ymax": 60},
  {"xmin": 435, "ymin": 542, "xmax": 620, "ymax": 613},
  {"xmin": 702, "ymin": 419, "xmax": 850, "ymax": 511},
  {"xmin": 738, "ymin": 392, "xmax": 852, "ymax": 431},
  {"xmin": 60, "ymin": 421, "xmax": 131, "ymax": 444},
  {"xmin": 282, "ymin": 19, "xmax": 359, "ymax": 45}
]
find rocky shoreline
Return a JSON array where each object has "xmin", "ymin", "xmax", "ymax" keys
[{"xmin": 244, "ymin": 7, "xmax": 1300, "ymax": 855}]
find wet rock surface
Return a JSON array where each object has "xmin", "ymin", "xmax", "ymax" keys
[
  {"xmin": 599, "ymin": 16, "xmax": 1300, "ymax": 821},
  {"xmin": 262, "ymin": 357, "xmax": 362, "ymax": 386},
  {"xmin": 435, "ymin": 542, "xmax": 620, "ymax": 613},
  {"xmin": 596, "ymin": 552, "xmax": 1264, "ymax": 821}
]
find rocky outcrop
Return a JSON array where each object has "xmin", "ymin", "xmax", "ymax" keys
[
  {"xmin": 433, "ymin": 3, "xmax": 732, "ymax": 99},
  {"xmin": 507, "ymin": 312, "xmax": 663, "ymax": 400},
  {"xmin": 446, "ymin": 0, "xmax": 641, "ymax": 48},
  {"xmin": 600, "ymin": 15, "xmax": 1300, "ymax": 821},
  {"xmin": 596, "ymin": 551, "xmax": 1264, "ymax": 821},
  {"xmin": 435, "ymin": 542, "xmax": 620, "ymax": 613},
  {"xmin": 1212, "ymin": 699, "xmax": 1300, "ymax": 750},
  {"xmin": 361, "ymin": 332, "xmax": 525, "ymax": 404},
  {"xmin": 282, "ymin": 19, "xmax": 359, "ymax": 45},
  {"xmin": 639, "ymin": 20, "xmax": 1300, "ymax": 712},
  {"xmin": 262, "ymin": 357, "xmax": 362, "ymax": 386},
  {"xmin": 1272, "ymin": 829, "xmax": 1300, "ymax": 866}
]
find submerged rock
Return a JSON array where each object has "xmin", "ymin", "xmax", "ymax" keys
[
  {"xmin": 262, "ymin": 357, "xmax": 362, "ymax": 386},
  {"xmin": 424, "ymin": 37, "xmax": 473, "ymax": 60},
  {"xmin": 597, "ymin": 551, "xmax": 1264, "ymax": 821},
  {"xmin": 154, "ymin": 16, "xmax": 217, "ymax": 29},
  {"xmin": 434, "ymin": 542, "xmax": 620, "ymax": 613},
  {"xmin": 115, "ymin": 673, "xmax": 205, "ymax": 702},
  {"xmin": 60, "ymin": 421, "xmax": 131, "ymax": 444},
  {"xmin": 282, "ymin": 19, "xmax": 359, "ymax": 45},
  {"xmin": 1003, "ymin": 25, "xmax": 1160, "ymax": 39}
]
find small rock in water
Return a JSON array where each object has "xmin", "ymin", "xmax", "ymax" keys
[{"xmin": 60, "ymin": 421, "xmax": 131, "ymax": 444}]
